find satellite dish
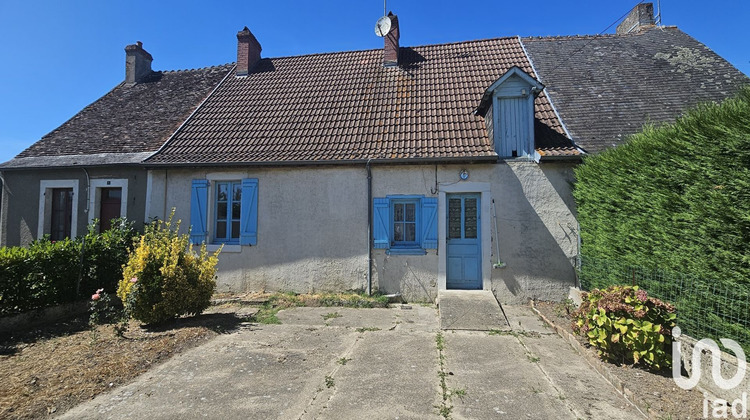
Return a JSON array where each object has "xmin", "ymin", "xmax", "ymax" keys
[{"xmin": 374, "ymin": 16, "xmax": 391, "ymax": 37}]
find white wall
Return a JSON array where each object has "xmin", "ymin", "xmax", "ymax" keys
[{"xmin": 148, "ymin": 161, "xmax": 578, "ymax": 303}]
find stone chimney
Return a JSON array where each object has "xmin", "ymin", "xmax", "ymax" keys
[
  {"xmin": 383, "ymin": 12, "xmax": 400, "ymax": 67},
  {"xmin": 236, "ymin": 27, "xmax": 262, "ymax": 76},
  {"xmin": 125, "ymin": 41, "xmax": 153, "ymax": 84},
  {"xmin": 616, "ymin": 3, "xmax": 655, "ymax": 34}
]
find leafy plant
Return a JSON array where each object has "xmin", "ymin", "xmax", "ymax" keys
[
  {"xmin": 89, "ymin": 288, "xmax": 123, "ymax": 325},
  {"xmin": 117, "ymin": 210, "xmax": 220, "ymax": 324},
  {"xmin": 572, "ymin": 285, "xmax": 676, "ymax": 371}
]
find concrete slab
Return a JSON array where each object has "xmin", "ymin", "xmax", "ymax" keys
[
  {"xmin": 502, "ymin": 304, "xmax": 557, "ymax": 335},
  {"xmin": 309, "ymin": 330, "xmax": 443, "ymax": 420},
  {"xmin": 59, "ymin": 324, "xmax": 356, "ymax": 419},
  {"xmin": 443, "ymin": 331, "xmax": 577, "ymax": 419},
  {"xmin": 438, "ymin": 290, "xmax": 509, "ymax": 331},
  {"xmin": 522, "ymin": 333, "xmax": 644, "ymax": 419},
  {"xmin": 57, "ymin": 305, "xmax": 641, "ymax": 420}
]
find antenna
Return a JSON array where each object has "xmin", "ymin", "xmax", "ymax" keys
[
  {"xmin": 384, "ymin": 0, "xmax": 386, "ymax": 17},
  {"xmin": 655, "ymin": 0, "xmax": 662, "ymax": 26}
]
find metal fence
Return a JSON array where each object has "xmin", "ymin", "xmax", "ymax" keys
[{"xmin": 579, "ymin": 256, "xmax": 750, "ymax": 354}]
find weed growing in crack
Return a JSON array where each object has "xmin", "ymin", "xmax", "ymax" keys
[
  {"xmin": 435, "ymin": 332, "xmax": 453, "ymax": 419},
  {"xmin": 337, "ymin": 357, "xmax": 352, "ymax": 365},
  {"xmin": 324, "ymin": 375, "xmax": 335, "ymax": 388},
  {"xmin": 322, "ymin": 312, "xmax": 342, "ymax": 321},
  {"xmin": 355, "ymin": 327, "xmax": 381, "ymax": 333}
]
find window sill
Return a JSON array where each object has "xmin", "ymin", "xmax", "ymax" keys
[
  {"xmin": 206, "ymin": 244, "xmax": 242, "ymax": 253},
  {"xmin": 386, "ymin": 248, "xmax": 427, "ymax": 256}
]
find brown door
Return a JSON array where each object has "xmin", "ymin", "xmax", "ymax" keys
[
  {"xmin": 99, "ymin": 188, "xmax": 122, "ymax": 232},
  {"xmin": 50, "ymin": 188, "xmax": 73, "ymax": 241}
]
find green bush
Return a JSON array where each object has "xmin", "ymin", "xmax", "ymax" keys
[
  {"xmin": 117, "ymin": 213, "xmax": 219, "ymax": 324},
  {"xmin": 0, "ymin": 219, "xmax": 137, "ymax": 317},
  {"xmin": 572, "ymin": 285, "xmax": 677, "ymax": 371},
  {"xmin": 79, "ymin": 220, "xmax": 137, "ymax": 299},
  {"xmin": 574, "ymin": 87, "xmax": 750, "ymax": 289}
]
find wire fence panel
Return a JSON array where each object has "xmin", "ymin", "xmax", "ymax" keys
[{"xmin": 580, "ymin": 256, "xmax": 750, "ymax": 354}]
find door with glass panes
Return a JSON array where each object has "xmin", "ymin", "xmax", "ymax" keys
[{"xmin": 446, "ymin": 193, "xmax": 481, "ymax": 289}]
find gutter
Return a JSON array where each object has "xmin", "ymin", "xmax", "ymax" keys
[{"xmin": 140, "ymin": 155, "xmax": 500, "ymax": 169}]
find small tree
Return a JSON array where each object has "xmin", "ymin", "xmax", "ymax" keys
[{"xmin": 117, "ymin": 211, "xmax": 220, "ymax": 324}]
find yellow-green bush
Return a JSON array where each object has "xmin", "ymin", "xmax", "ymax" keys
[{"xmin": 118, "ymin": 212, "xmax": 219, "ymax": 324}]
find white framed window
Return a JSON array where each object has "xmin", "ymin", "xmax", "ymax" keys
[{"xmin": 38, "ymin": 180, "xmax": 79, "ymax": 240}]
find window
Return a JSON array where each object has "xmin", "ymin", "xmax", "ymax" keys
[
  {"xmin": 190, "ymin": 178, "xmax": 258, "ymax": 246},
  {"xmin": 373, "ymin": 195, "xmax": 437, "ymax": 255},
  {"xmin": 214, "ymin": 181, "xmax": 241, "ymax": 243},
  {"xmin": 50, "ymin": 188, "xmax": 73, "ymax": 241},
  {"xmin": 391, "ymin": 199, "xmax": 418, "ymax": 247},
  {"xmin": 38, "ymin": 180, "xmax": 79, "ymax": 241}
]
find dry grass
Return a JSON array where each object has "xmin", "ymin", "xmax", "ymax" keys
[{"xmin": 0, "ymin": 310, "xmax": 247, "ymax": 419}]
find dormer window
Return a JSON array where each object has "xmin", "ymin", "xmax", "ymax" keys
[{"xmin": 475, "ymin": 67, "xmax": 544, "ymax": 161}]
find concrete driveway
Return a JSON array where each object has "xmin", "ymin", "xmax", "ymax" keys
[{"xmin": 58, "ymin": 305, "xmax": 643, "ymax": 419}]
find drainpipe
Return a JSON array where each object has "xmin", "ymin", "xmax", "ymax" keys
[
  {"xmin": 77, "ymin": 167, "xmax": 91, "ymax": 299},
  {"xmin": 366, "ymin": 159, "xmax": 373, "ymax": 296}
]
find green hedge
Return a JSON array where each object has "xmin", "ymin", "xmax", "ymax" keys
[
  {"xmin": 574, "ymin": 87, "xmax": 750, "ymax": 287},
  {"xmin": 0, "ymin": 219, "xmax": 137, "ymax": 317}
]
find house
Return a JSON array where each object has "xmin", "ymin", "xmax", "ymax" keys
[
  {"xmin": 1, "ymin": 4, "xmax": 746, "ymax": 303},
  {"xmin": 0, "ymin": 43, "xmax": 231, "ymax": 244}
]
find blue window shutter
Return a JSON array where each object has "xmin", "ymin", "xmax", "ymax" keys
[
  {"xmin": 190, "ymin": 179, "xmax": 209, "ymax": 244},
  {"xmin": 421, "ymin": 197, "xmax": 438, "ymax": 249},
  {"xmin": 240, "ymin": 178, "xmax": 259, "ymax": 245},
  {"xmin": 373, "ymin": 198, "xmax": 390, "ymax": 249}
]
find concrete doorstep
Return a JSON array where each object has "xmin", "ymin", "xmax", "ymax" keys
[
  {"xmin": 438, "ymin": 290, "xmax": 509, "ymax": 331},
  {"xmin": 57, "ymin": 305, "xmax": 642, "ymax": 419}
]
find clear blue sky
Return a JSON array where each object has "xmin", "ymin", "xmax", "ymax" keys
[{"xmin": 1, "ymin": 0, "xmax": 747, "ymax": 164}]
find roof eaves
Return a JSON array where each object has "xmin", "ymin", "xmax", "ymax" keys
[{"xmin": 142, "ymin": 155, "xmax": 500, "ymax": 169}]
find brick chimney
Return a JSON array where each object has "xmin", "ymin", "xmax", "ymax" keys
[
  {"xmin": 383, "ymin": 12, "xmax": 400, "ymax": 67},
  {"xmin": 125, "ymin": 41, "xmax": 153, "ymax": 84},
  {"xmin": 616, "ymin": 3, "xmax": 655, "ymax": 34},
  {"xmin": 236, "ymin": 27, "xmax": 262, "ymax": 76}
]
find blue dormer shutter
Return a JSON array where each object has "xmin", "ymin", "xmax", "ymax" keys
[
  {"xmin": 240, "ymin": 178, "xmax": 258, "ymax": 245},
  {"xmin": 190, "ymin": 179, "xmax": 210, "ymax": 244},
  {"xmin": 373, "ymin": 198, "xmax": 390, "ymax": 249},
  {"xmin": 421, "ymin": 197, "xmax": 438, "ymax": 249}
]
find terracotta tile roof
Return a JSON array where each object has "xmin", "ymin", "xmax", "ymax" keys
[
  {"xmin": 6, "ymin": 64, "xmax": 232, "ymax": 167},
  {"xmin": 146, "ymin": 37, "xmax": 577, "ymax": 165},
  {"xmin": 523, "ymin": 27, "xmax": 749, "ymax": 154}
]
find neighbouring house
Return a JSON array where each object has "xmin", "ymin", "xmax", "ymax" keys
[
  {"xmin": 0, "ymin": 43, "xmax": 231, "ymax": 244},
  {"xmin": 1, "ymin": 4, "xmax": 746, "ymax": 303}
]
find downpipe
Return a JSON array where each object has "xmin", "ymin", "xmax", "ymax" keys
[{"xmin": 366, "ymin": 159, "xmax": 373, "ymax": 296}]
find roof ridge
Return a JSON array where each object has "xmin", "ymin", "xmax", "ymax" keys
[
  {"xmin": 255, "ymin": 36, "xmax": 522, "ymax": 62},
  {"xmin": 160, "ymin": 63, "xmax": 235, "ymax": 74},
  {"xmin": 522, "ymin": 26, "xmax": 681, "ymax": 42}
]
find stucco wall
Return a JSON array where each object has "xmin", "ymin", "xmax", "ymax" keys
[
  {"xmin": 148, "ymin": 161, "xmax": 578, "ymax": 303},
  {"xmin": 0, "ymin": 166, "xmax": 149, "ymax": 247}
]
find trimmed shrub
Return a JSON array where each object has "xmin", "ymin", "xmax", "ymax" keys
[
  {"xmin": 79, "ymin": 220, "xmax": 137, "ymax": 299},
  {"xmin": 572, "ymin": 285, "xmax": 677, "ymax": 371},
  {"xmin": 0, "ymin": 219, "xmax": 137, "ymax": 317},
  {"xmin": 118, "ymin": 213, "xmax": 219, "ymax": 324}
]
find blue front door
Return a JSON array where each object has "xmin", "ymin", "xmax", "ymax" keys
[{"xmin": 446, "ymin": 194, "xmax": 482, "ymax": 289}]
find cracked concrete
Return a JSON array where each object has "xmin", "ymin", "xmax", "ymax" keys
[{"xmin": 56, "ymin": 305, "xmax": 642, "ymax": 419}]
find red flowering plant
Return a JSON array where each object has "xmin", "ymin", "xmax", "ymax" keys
[
  {"xmin": 88, "ymin": 287, "xmax": 126, "ymax": 333},
  {"xmin": 572, "ymin": 285, "xmax": 677, "ymax": 371}
]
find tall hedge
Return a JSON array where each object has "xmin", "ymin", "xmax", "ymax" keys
[{"xmin": 574, "ymin": 87, "xmax": 750, "ymax": 287}]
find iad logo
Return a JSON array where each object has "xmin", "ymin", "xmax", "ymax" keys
[{"xmin": 672, "ymin": 326, "xmax": 748, "ymax": 418}]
